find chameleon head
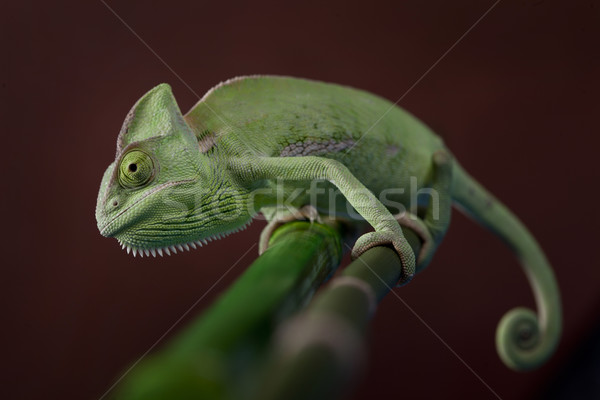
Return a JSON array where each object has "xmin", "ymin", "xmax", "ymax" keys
[{"xmin": 96, "ymin": 84, "xmax": 252, "ymax": 257}]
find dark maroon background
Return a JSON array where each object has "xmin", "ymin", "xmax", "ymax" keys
[{"xmin": 4, "ymin": 1, "xmax": 599, "ymax": 399}]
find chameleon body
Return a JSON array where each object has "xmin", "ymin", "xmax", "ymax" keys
[{"xmin": 95, "ymin": 76, "xmax": 561, "ymax": 371}]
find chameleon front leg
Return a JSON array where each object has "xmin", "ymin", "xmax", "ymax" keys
[
  {"xmin": 237, "ymin": 156, "xmax": 416, "ymax": 284},
  {"xmin": 258, "ymin": 205, "xmax": 321, "ymax": 254},
  {"xmin": 395, "ymin": 150, "xmax": 453, "ymax": 272}
]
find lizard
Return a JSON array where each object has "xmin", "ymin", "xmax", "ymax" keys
[{"xmin": 95, "ymin": 75, "xmax": 561, "ymax": 372}]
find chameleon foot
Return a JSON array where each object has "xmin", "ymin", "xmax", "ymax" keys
[
  {"xmin": 394, "ymin": 212, "xmax": 433, "ymax": 270},
  {"xmin": 259, "ymin": 205, "xmax": 321, "ymax": 254},
  {"xmin": 352, "ymin": 230, "xmax": 416, "ymax": 285}
]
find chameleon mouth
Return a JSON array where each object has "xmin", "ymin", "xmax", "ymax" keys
[
  {"xmin": 116, "ymin": 221, "xmax": 253, "ymax": 257},
  {"xmin": 99, "ymin": 179, "xmax": 196, "ymax": 238}
]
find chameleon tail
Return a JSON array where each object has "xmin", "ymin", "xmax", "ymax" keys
[{"xmin": 450, "ymin": 162, "xmax": 561, "ymax": 371}]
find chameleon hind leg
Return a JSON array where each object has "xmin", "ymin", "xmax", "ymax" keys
[{"xmin": 395, "ymin": 150, "xmax": 453, "ymax": 273}]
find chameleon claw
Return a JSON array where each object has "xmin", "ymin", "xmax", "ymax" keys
[{"xmin": 352, "ymin": 230, "xmax": 416, "ymax": 286}]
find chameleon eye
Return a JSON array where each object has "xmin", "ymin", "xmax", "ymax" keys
[{"xmin": 118, "ymin": 149, "xmax": 156, "ymax": 189}]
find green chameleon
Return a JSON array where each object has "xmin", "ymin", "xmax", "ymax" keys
[{"xmin": 95, "ymin": 75, "xmax": 561, "ymax": 371}]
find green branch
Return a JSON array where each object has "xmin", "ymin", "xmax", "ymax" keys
[
  {"xmin": 113, "ymin": 221, "xmax": 343, "ymax": 400},
  {"xmin": 112, "ymin": 222, "xmax": 420, "ymax": 400},
  {"xmin": 251, "ymin": 228, "xmax": 421, "ymax": 400}
]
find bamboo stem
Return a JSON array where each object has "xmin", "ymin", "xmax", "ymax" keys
[
  {"xmin": 111, "ymin": 222, "xmax": 420, "ymax": 400},
  {"xmin": 113, "ymin": 221, "xmax": 343, "ymax": 400},
  {"xmin": 252, "ymin": 227, "xmax": 422, "ymax": 400}
]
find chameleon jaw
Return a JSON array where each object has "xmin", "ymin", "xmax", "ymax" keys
[
  {"xmin": 116, "ymin": 221, "xmax": 252, "ymax": 257},
  {"xmin": 98, "ymin": 178, "xmax": 196, "ymax": 238}
]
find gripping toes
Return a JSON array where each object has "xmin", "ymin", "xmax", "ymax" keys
[
  {"xmin": 352, "ymin": 231, "xmax": 416, "ymax": 285},
  {"xmin": 394, "ymin": 212, "xmax": 433, "ymax": 269},
  {"xmin": 259, "ymin": 205, "xmax": 321, "ymax": 254}
]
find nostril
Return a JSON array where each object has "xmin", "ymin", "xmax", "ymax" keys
[{"xmin": 112, "ymin": 200, "xmax": 119, "ymax": 207}]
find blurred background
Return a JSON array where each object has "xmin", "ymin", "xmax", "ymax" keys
[{"xmin": 4, "ymin": 0, "xmax": 599, "ymax": 398}]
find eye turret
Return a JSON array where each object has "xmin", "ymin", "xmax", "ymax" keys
[{"xmin": 118, "ymin": 149, "xmax": 156, "ymax": 189}]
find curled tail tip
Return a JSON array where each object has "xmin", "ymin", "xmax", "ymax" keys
[{"xmin": 495, "ymin": 307, "xmax": 560, "ymax": 372}]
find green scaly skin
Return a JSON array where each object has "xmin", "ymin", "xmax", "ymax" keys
[{"xmin": 96, "ymin": 75, "xmax": 561, "ymax": 371}]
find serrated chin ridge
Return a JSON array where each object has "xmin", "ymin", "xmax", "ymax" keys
[{"xmin": 116, "ymin": 221, "xmax": 252, "ymax": 258}]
